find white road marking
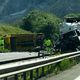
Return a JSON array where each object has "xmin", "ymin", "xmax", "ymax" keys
[{"xmin": 74, "ymin": 76, "xmax": 80, "ymax": 80}]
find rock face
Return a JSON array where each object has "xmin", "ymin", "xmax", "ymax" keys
[{"xmin": 0, "ymin": 0, "xmax": 80, "ymax": 22}]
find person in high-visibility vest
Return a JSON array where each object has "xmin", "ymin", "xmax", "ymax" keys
[
  {"xmin": 44, "ymin": 38, "xmax": 53, "ymax": 54},
  {"xmin": 0, "ymin": 37, "xmax": 4, "ymax": 52}
]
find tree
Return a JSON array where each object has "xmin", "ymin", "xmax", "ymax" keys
[
  {"xmin": 64, "ymin": 13, "xmax": 80, "ymax": 18},
  {"xmin": 64, "ymin": 13, "xmax": 80, "ymax": 22},
  {"xmin": 21, "ymin": 10, "xmax": 61, "ymax": 38}
]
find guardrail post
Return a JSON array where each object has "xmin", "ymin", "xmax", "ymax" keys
[
  {"xmin": 30, "ymin": 70, "xmax": 33, "ymax": 80},
  {"xmin": 47, "ymin": 65, "xmax": 50, "ymax": 74},
  {"xmin": 4, "ymin": 77, "xmax": 7, "ymax": 80},
  {"xmin": 14, "ymin": 74, "xmax": 18, "ymax": 80},
  {"xmin": 50, "ymin": 64, "xmax": 53, "ymax": 73},
  {"xmin": 36, "ymin": 68, "xmax": 39, "ymax": 79},
  {"xmin": 23, "ymin": 72, "xmax": 27, "ymax": 80},
  {"xmin": 42, "ymin": 67, "xmax": 45, "ymax": 76},
  {"xmin": 75, "ymin": 56, "xmax": 80, "ymax": 64}
]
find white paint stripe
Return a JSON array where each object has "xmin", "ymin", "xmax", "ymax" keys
[{"xmin": 74, "ymin": 76, "xmax": 80, "ymax": 80}]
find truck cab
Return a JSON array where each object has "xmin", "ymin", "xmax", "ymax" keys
[{"xmin": 54, "ymin": 17, "xmax": 80, "ymax": 52}]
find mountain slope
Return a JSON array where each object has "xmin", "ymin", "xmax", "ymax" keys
[{"xmin": 0, "ymin": 0, "xmax": 80, "ymax": 22}]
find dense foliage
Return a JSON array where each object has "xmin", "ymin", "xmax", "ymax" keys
[
  {"xmin": 21, "ymin": 10, "xmax": 61, "ymax": 38},
  {"xmin": 64, "ymin": 13, "xmax": 80, "ymax": 18}
]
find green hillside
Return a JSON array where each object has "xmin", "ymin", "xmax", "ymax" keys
[
  {"xmin": 0, "ymin": 24, "xmax": 31, "ymax": 36},
  {"xmin": 0, "ymin": 0, "xmax": 80, "ymax": 22}
]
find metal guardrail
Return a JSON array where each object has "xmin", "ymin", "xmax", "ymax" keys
[{"xmin": 0, "ymin": 51, "xmax": 80, "ymax": 79}]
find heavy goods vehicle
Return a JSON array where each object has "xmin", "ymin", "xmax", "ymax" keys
[
  {"xmin": 4, "ymin": 33, "xmax": 44, "ymax": 52},
  {"xmin": 3, "ymin": 17, "xmax": 80, "ymax": 53},
  {"xmin": 54, "ymin": 17, "xmax": 80, "ymax": 52}
]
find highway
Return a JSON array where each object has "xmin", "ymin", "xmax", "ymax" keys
[
  {"xmin": 39, "ymin": 63, "xmax": 80, "ymax": 80},
  {"xmin": 0, "ymin": 51, "xmax": 80, "ymax": 80},
  {"xmin": 0, "ymin": 51, "xmax": 51, "ymax": 64},
  {"xmin": 0, "ymin": 52, "xmax": 38, "ymax": 63}
]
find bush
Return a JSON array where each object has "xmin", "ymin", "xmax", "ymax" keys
[
  {"xmin": 54, "ymin": 66, "xmax": 60, "ymax": 74},
  {"xmin": 59, "ymin": 59, "xmax": 71, "ymax": 70},
  {"xmin": 0, "ymin": 48, "xmax": 10, "ymax": 53},
  {"xmin": 21, "ymin": 10, "xmax": 61, "ymax": 38}
]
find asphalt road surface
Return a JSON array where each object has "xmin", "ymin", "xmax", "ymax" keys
[{"xmin": 39, "ymin": 63, "xmax": 80, "ymax": 80}]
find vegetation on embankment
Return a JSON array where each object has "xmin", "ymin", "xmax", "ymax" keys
[{"xmin": 0, "ymin": 23, "xmax": 31, "ymax": 36}]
